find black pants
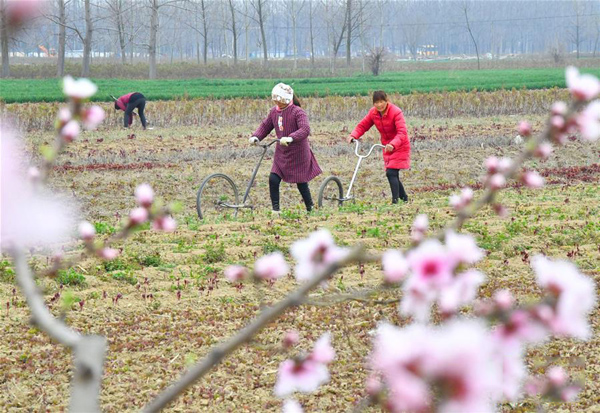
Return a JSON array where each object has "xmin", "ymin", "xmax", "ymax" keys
[
  {"xmin": 125, "ymin": 93, "xmax": 147, "ymax": 128},
  {"xmin": 269, "ymin": 173, "xmax": 313, "ymax": 211},
  {"xmin": 386, "ymin": 168, "xmax": 408, "ymax": 204}
]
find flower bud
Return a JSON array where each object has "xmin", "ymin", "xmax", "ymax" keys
[{"xmin": 78, "ymin": 221, "xmax": 95, "ymax": 241}]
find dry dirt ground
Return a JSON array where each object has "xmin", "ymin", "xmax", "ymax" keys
[{"xmin": 1, "ymin": 115, "xmax": 599, "ymax": 412}]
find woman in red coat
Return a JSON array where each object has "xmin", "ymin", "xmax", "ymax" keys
[
  {"xmin": 347, "ymin": 90, "xmax": 411, "ymax": 203},
  {"xmin": 114, "ymin": 92, "xmax": 147, "ymax": 129}
]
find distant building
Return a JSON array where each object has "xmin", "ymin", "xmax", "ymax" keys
[{"xmin": 417, "ymin": 45, "xmax": 438, "ymax": 57}]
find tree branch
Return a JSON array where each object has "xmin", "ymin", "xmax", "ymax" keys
[
  {"xmin": 142, "ymin": 244, "xmax": 372, "ymax": 412},
  {"xmin": 12, "ymin": 248, "xmax": 107, "ymax": 412}
]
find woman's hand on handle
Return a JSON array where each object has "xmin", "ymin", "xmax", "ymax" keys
[
  {"xmin": 346, "ymin": 134, "xmax": 355, "ymax": 144},
  {"xmin": 385, "ymin": 144, "xmax": 394, "ymax": 153},
  {"xmin": 249, "ymin": 136, "xmax": 259, "ymax": 145},
  {"xmin": 280, "ymin": 137, "xmax": 293, "ymax": 146}
]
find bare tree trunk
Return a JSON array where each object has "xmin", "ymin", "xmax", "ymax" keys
[
  {"xmin": 360, "ymin": 0, "xmax": 366, "ymax": 72},
  {"xmin": 81, "ymin": 0, "xmax": 92, "ymax": 77},
  {"xmin": 200, "ymin": 0, "xmax": 208, "ymax": 64},
  {"xmin": 57, "ymin": 0, "xmax": 66, "ymax": 76},
  {"xmin": 149, "ymin": 0, "xmax": 158, "ymax": 79},
  {"xmin": 332, "ymin": 24, "xmax": 346, "ymax": 73},
  {"xmin": 575, "ymin": 13, "xmax": 580, "ymax": 59},
  {"xmin": 257, "ymin": 0, "xmax": 269, "ymax": 66},
  {"xmin": 0, "ymin": 0, "xmax": 8, "ymax": 78},
  {"xmin": 379, "ymin": 1, "xmax": 383, "ymax": 48},
  {"xmin": 346, "ymin": 0, "xmax": 352, "ymax": 66},
  {"xmin": 253, "ymin": 0, "xmax": 268, "ymax": 65},
  {"xmin": 309, "ymin": 0, "xmax": 315, "ymax": 69},
  {"xmin": 244, "ymin": 0, "xmax": 249, "ymax": 64},
  {"xmin": 227, "ymin": 0, "xmax": 237, "ymax": 65},
  {"xmin": 116, "ymin": 0, "xmax": 127, "ymax": 64},
  {"xmin": 291, "ymin": 1, "xmax": 297, "ymax": 70},
  {"xmin": 594, "ymin": 21, "xmax": 599, "ymax": 57},
  {"xmin": 463, "ymin": 2, "xmax": 480, "ymax": 70}
]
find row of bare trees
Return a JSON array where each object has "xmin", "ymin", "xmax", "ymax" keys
[{"xmin": 1, "ymin": 0, "xmax": 600, "ymax": 78}]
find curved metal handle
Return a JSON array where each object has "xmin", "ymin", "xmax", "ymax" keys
[
  {"xmin": 260, "ymin": 139, "xmax": 280, "ymax": 149},
  {"xmin": 353, "ymin": 139, "xmax": 385, "ymax": 158}
]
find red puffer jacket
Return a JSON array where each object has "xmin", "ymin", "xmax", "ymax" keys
[{"xmin": 350, "ymin": 103, "xmax": 411, "ymax": 169}]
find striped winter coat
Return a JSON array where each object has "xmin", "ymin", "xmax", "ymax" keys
[{"xmin": 253, "ymin": 104, "xmax": 322, "ymax": 183}]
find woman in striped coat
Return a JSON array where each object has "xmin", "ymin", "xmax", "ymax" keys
[{"xmin": 250, "ymin": 83, "xmax": 322, "ymax": 213}]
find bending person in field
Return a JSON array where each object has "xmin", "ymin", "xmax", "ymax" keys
[
  {"xmin": 114, "ymin": 92, "xmax": 147, "ymax": 129},
  {"xmin": 250, "ymin": 83, "xmax": 322, "ymax": 214},
  {"xmin": 347, "ymin": 90, "xmax": 411, "ymax": 204}
]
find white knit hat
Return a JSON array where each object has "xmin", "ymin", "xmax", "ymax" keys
[{"xmin": 271, "ymin": 83, "xmax": 294, "ymax": 105}]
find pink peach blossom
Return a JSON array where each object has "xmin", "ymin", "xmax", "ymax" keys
[
  {"xmin": 449, "ymin": 194, "xmax": 462, "ymax": 209},
  {"xmin": 485, "ymin": 156, "xmax": 499, "ymax": 174},
  {"xmin": 373, "ymin": 321, "xmax": 501, "ymax": 412},
  {"xmin": 254, "ymin": 252, "xmax": 289, "ymax": 280},
  {"xmin": 58, "ymin": 107, "xmax": 72, "ymax": 124},
  {"xmin": 445, "ymin": 231, "xmax": 484, "ymax": 265},
  {"xmin": 290, "ymin": 229, "xmax": 347, "ymax": 282},
  {"xmin": 547, "ymin": 366, "xmax": 568, "ymax": 387},
  {"xmin": 62, "ymin": 76, "xmax": 97, "ymax": 100},
  {"xmin": 551, "ymin": 115, "xmax": 566, "ymax": 130},
  {"xmin": 135, "ymin": 183, "xmax": 154, "ymax": 207},
  {"xmin": 493, "ymin": 289, "xmax": 514, "ymax": 310},
  {"xmin": 60, "ymin": 120, "xmax": 80, "ymax": 142},
  {"xmin": 371, "ymin": 323, "xmax": 431, "ymax": 411},
  {"xmin": 438, "ymin": 269, "xmax": 485, "ymax": 314},
  {"xmin": 274, "ymin": 359, "xmax": 329, "ymax": 397},
  {"xmin": 488, "ymin": 173, "xmax": 506, "ymax": 190},
  {"xmin": 449, "ymin": 187, "xmax": 474, "ymax": 210},
  {"xmin": 82, "ymin": 105, "xmax": 105, "ymax": 130},
  {"xmin": 382, "ymin": 249, "xmax": 409, "ymax": 283},
  {"xmin": 129, "ymin": 207, "xmax": 149, "ymax": 225},
  {"xmin": 577, "ymin": 100, "xmax": 600, "ymax": 142},
  {"xmin": 407, "ymin": 239, "xmax": 455, "ymax": 288},
  {"xmin": 522, "ymin": 170, "xmax": 544, "ymax": 189},
  {"xmin": 224, "ymin": 265, "xmax": 249, "ymax": 282},
  {"xmin": 410, "ymin": 214, "xmax": 429, "ymax": 242},
  {"xmin": 461, "ymin": 187, "xmax": 474, "ymax": 203},
  {"xmin": 1, "ymin": 131, "xmax": 76, "ymax": 251},
  {"xmin": 532, "ymin": 255, "xmax": 596, "ymax": 339},
  {"xmin": 534, "ymin": 142, "xmax": 553, "ymax": 159},
  {"xmin": 424, "ymin": 320, "xmax": 499, "ymax": 413},
  {"xmin": 518, "ymin": 121, "xmax": 532, "ymax": 137},
  {"xmin": 565, "ymin": 66, "xmax": 600, "ymax": 101},
  {"xmin": 551, "ymin": 101, "xmax": 568, "ymax": 116},
  {"xmin": 282, "ymin": 399, "xmax": 303, "ymax": 413},
  {"xmin": 365, "ymin": 375, "xmax": 382, "ymax": 396},
  {"xmin": 27, "ymin": 166, "xmax": 40, "ymax": 182},
  {"xmin": 492, "ymin": 337, "xmax": 526, "ymax": 401},
  {"xmin": 412, "ymin": 214, "xmax": 428, "ymax": 232},
  {"xmin": 99, "ymin": 248, "xmax": 119, "ymax": 260},
  {"xmin": 309, "ymin": 333, "xmax": 335, "ymax": 364},
  {"xmin": 78, "ymin": 221, "xmax": 96, "ymax": 241},
  {"xmin": 498, "ymin": 157, "xmax": 513, "ymax": 173},
  {"xmin": 152, "ymin": 216, "xmax": 176, "ymax": 232},
  {"xmin": 283, "ymin": 330, "xmax": 299, "ymax": 348},
  {"xmin": 400, "ymin": 279, "xmax": 438, "ymax": 322}
]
